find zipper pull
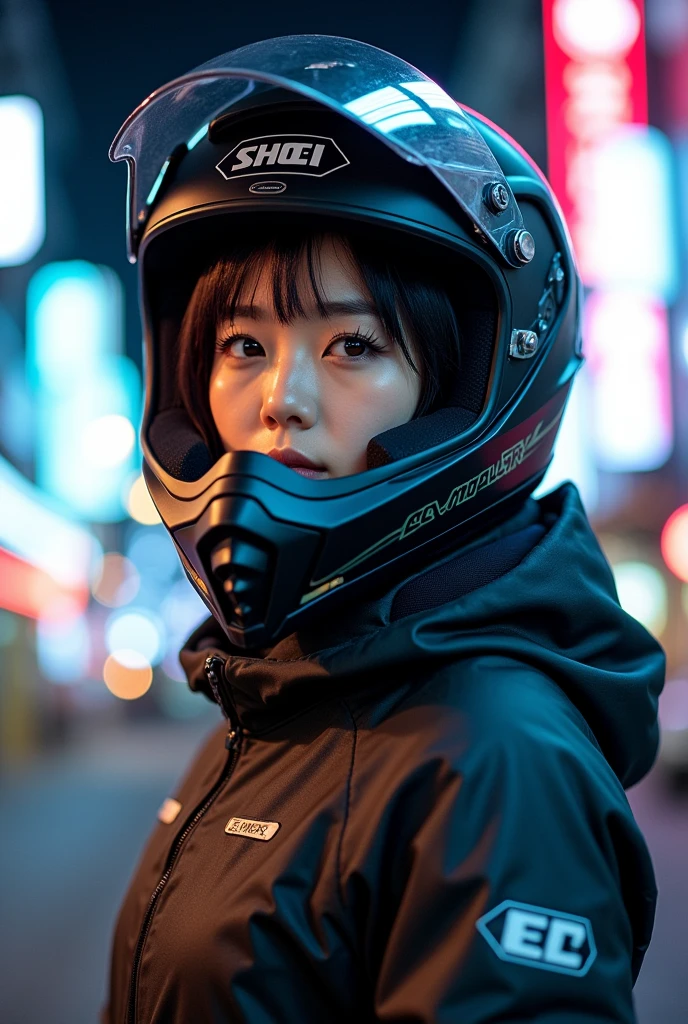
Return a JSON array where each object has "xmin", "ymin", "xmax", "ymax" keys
[
  {"xmin": 225, "ymin": 725, "xmax": 243, "ymax": 751},
  {"xmin": 204, "ymin": 654, "xmax": 225, "ymax": 707},
  {"xmin": 204, "ymin": 655, "xmax": 243, "ymax": 750}
]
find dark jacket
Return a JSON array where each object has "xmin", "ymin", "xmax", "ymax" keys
[{"xmin": 104, "ymin": 483, "xmax": 664, "ymax": 1024}]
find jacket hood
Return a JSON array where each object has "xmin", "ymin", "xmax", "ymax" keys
[{"xmin": 181, "ymin": 482, "xmax": 665, "ymax": 788}]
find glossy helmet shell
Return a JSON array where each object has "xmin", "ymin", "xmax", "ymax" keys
[{"xmin": 111, "ymin": 36, "xmax": 582, "ymax": 649}]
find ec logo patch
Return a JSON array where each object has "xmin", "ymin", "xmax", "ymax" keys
[
  {"xmin": 476, "ymin": 900, "xmax": 596, "ymax": 976},
  {"xmin": 216, "ymin": 135, "xmax": 349, "ymax": 180}
]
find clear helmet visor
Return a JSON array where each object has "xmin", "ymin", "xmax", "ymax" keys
[{"xmin": 110, "ymin": 34, "xmax": 524, "ymax": 264}]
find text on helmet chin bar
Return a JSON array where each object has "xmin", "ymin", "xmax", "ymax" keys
[{"xmin": 301, "ymin": 405, "xmax": 565, "ymax": 603}]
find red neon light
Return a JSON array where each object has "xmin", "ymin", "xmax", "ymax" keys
[
  {"xmin": 543, "ymin": 0, "xmax": 647, "ymax": 244},
  {"xmin": 661, "ymin": 504, "xmax": 688, "ymax": 583},
  {"xmin": 0, "ymin": 545, "xmax": 88, "ymax": 621}
]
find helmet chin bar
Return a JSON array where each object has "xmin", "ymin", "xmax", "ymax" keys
[
  {"xmin": 172, "ymin": 492, "xmax": 321, "ymax": 648},
  {"xmin": 157, "ymin": 380, "xmax": 571, "ymax": 650}
]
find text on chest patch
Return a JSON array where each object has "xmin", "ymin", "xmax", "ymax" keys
[{"xmin": 225, "ymin": 816, "xmax": 281, "ymax": 841}]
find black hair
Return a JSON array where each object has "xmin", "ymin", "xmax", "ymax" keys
[{"xmin": 176, "ymin": 225, "xmax": 462, "ymax": 459}]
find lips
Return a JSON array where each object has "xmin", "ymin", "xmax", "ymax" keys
[{"xmin": 267, "ymin": 448, "xmax": 328, "ymax": 477}]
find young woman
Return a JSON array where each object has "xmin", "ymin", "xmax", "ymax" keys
[{"xmin": 104, "ymin": 36, "xmax": 665, "ymax": 1024}]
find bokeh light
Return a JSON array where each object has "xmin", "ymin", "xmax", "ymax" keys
[
  {"xmin": 81, "ymin": 414, "xmax": 135, "ymax": 468},
  {"xmin": 92, "ymin": 552, "xmax": 140, "ymax": 607},
  {"xmin": 0, "ymin": 95, "xmax": 45, "ymax": 267},
  {"xmin": 0, "ymin": 451, "xmax": 100, "ymax": 590},
  {"xmin": 126, "ymin": 474, "xmax": 161, "ymax": 525},
  {"xmin": 0, "ymin": 543, "xmax": 88, "ymax": 622},
  {"xmin": 661, "ymin": 504, "xmax": 688, "ymax": 582},
  {"xmin": 612, "ymin": 560, "xmax": 668, "ymax": 636},
  {"xmin": 585, "ymin": 291, "xmax": 672, "ymax": 471},
  {"xmin": 33, "ymin": 589, "xmax": 87, "ymax": 624},
  {"xmin": 27, "ymin": 263, "xmax": 139, "ymax": 521},
  {"xmin": 553, "ymin": 0, "xmax": 641, "ymax": 60},
  {"xmin": 105, "ymin": 608, "xmax": 165, "ymax": 664},
  {"xmin": 103, "ymin": 650, "xmax": 153, "ymax": 700},
  {"xmin": 583, "ymin": 128, "xmax": 678, "ymax": 301},
  {"xmin": 37, "ymin": 613, "xmax": 91, "ymax": 684}
]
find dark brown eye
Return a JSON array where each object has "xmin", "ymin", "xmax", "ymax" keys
[
  {"xmin": 238, "ymin": 339, "xmax": 264, "ymax": 357},
  {"xmin": 343, "ymin": 338, "xmax": 367, "ymax": 356},
  {"xmin": 218, "ymin": 336, "xmax": 265, "ymax": 358},
  {"xmin": 326, "ymin": 331, "xmax": 385, "ymax": 359}
]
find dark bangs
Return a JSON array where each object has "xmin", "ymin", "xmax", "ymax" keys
[{"xmin": 176, "ymin": 226, "xmax": 462, "ymax": 459}]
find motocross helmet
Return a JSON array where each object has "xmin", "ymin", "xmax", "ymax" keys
[{"xmin": 110, "ymin": 34, "xmax": 583, "ymax": 650}]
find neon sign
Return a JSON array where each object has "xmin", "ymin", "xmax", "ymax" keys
[
  {"xmin": 544, "ymin": 0, "xmax": 647, "ymax": 277},
  {"xmin": 543, "ymin": 0, "xmax": 674, "ymax": 472}
]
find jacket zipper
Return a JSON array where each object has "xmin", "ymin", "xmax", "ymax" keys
[{"xmin": 127, "ymin": 656, "xmax": 240, "ymax": 1024}]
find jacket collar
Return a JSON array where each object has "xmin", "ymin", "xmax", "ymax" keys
[
  {"xmin": 180, "ymin": 495, "xmax": 545, "ymax": 729},
  {"xmin": 180, "ymin": 483, "xmax": 664, "ymax": 787}
]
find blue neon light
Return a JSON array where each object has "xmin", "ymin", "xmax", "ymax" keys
[{"xmin": 26, "ymin": 262, "xmax": 141, "ymax": 521}]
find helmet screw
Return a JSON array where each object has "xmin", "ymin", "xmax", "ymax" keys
[
  {"xmin": 510, "ymin": 329, "xmax": 539, "ymax": 359},
  {"xmin": 484, "ymin": 181, "xmax": 510, "ymax": 214},
  {"xmin": 507, "ymin": 229, "xmax": 536, "ymax": 265}
]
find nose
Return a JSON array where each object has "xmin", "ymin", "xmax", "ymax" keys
[{"xmin": 260, "ymin": 349, "xmax": 317, "ymax": 431}]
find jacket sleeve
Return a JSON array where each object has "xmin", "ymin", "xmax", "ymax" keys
[{"xmin": 357, "ymin": 663, "xmax": 657, "ymax": 1024}]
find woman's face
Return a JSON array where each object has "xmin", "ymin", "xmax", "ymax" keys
[{"xmin": 209, "ymin": 236, "xmax": 421, "ymax": 478}]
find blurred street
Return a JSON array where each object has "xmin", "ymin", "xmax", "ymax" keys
[
  {"xmin": 0, "ymin": 714, "xmax": 219, "ymax": 1024},
  {"xmin": 0, "ymin": 715, "xmax": 686, "ymax": 1024}
]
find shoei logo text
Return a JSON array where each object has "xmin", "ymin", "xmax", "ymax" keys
[
  {"xmin": 476, "ymin": 901, "xmax": 597, "ymax": 976},
  {"xmin": 224, "ymin": 816, "xmax": 281, "ymax": 841},
  {"xmin": 216, "ymin": 135, "xmax": 349, "ymax": 180}
]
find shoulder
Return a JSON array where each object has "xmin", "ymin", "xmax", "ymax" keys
[
  {"xmin": 344, "ymin": 656, "xmax": 649, "ymax": 897},
  {"xmin": 359, "ymin": 655, "xmax": 599, "ymax": 764},
  {"xmin": 350, "ymin": 655, "xmax": 623, "ymax": 814}
]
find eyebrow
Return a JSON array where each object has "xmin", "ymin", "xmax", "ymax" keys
[{"xmin": 226, "ymin": 300, "xmax": 380, "ymax": 321}]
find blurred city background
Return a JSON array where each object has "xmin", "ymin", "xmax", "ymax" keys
[{"xmin": 1, "ymin": 0, "xmax": 687, "ymax": 1020}]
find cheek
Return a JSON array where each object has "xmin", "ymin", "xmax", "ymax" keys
[
  {"xmin": 359, "ymin": 359, "xmax": 418, "ymax": 420},
  {"xmin": 208, "ymin": 371, "xmax": 228, "ymax": 436},
  {"xmin": 323, "ymin": 362, "xmax": 419, "ymax": 465},
  {"xmin": 208, "ymin": 365, "xmax": 252, "ymax": 447}
]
